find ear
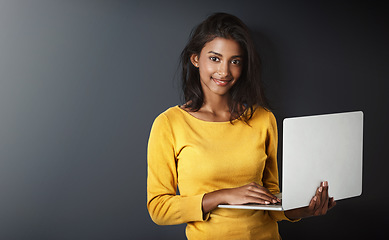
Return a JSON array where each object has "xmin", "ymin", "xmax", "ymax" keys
[{"xmin": 190, "ymin": 54, "xmax": 199, "ymax": 68}]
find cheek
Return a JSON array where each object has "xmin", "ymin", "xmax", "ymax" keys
[
  {"xmin": 232, "ymin": 67, "xmax": 242, "ymax": 79},
  {"xmin": 198, "ymin": 64, "xmax": 215, "ymax": 78}
]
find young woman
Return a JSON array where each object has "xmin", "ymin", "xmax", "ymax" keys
[{"xmin": 147, "ymin": 13, "xmax": 336, "ymax": 239}]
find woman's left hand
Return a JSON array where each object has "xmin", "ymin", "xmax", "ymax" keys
[{"xmin": 284, "ymin": 181, "xmax": 336, "ymax": 220}]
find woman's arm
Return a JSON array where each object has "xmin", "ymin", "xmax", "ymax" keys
[
  {"xmin": 202, "ymin": 181, "xmax": 336, "ymax": 220},
  {"xmin": 202, "ymin": 182, "xmax": 280, "ymax": 215},
  {"xmin": 147, "ymin": 114, "xmax": 206, "ymax": 225}
]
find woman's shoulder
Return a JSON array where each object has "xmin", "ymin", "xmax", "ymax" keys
[
  {"xmin": 157, "ymin": 105, "xmax": 184, "ymax": 119},
  {"xmin": 150, "ymin": 106, "xmax": 191, "ymax": 136},
  {"xmin": 152, "ymin": 105, "xmax": 186, "ymax": 125},
  {"xmin": 251, "ymin": 106, "xmax": 275, "ymax": 118},
  {"xmin": 250, "ymin": 106, "xmax": 277, "ymax": 125}
]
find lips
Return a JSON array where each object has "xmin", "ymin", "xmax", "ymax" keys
[{"xmin": 212, "ymin": 77, "xmax": 232, "ymax": 86}]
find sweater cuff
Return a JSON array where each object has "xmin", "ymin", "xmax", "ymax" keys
[{"xmin": 179, "ymin": 193, "xmax": 209, "ymax": 222}]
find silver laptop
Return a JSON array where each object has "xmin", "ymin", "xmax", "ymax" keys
[{"xmin": 218, "ymin": 111, "xmax": 364, "ymax": 211}]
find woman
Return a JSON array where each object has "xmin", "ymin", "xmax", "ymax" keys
[{"xmin": 147, "ymin": 12, "xmax": 335, "ymax": 239}]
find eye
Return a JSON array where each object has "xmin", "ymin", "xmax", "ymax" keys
[
  {"xmin": 209, "ymin": 56, "xmax": 220, "ymax": 62},
  {"xmin": 231, "ymin": 59, "xmax": 241, "ymax": 65}
]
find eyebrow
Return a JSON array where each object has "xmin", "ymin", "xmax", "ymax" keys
[{"xmin": 208, "ymin": 51, "xmax": 242, "ymax": 58}]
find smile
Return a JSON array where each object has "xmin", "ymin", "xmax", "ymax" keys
[{"xmin": 212, "ymin": 77, "xmax": 232, "ymax": 86}]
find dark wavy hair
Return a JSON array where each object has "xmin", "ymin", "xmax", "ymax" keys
[{"xmin": 180, "ymin": 12, "xmax": 270, "ymax": 122}]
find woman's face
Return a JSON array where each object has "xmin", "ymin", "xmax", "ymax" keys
[{"xmin": 191, "ymin": 37, "xmax": 243, "ymax": 97}]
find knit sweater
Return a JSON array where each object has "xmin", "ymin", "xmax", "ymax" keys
[{"xmin": 147, "ymin": 106, "xmax": 293, "ymax": 239}]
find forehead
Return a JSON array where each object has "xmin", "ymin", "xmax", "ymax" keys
[{"xmin": 201, "ymin": 37, "xmax": 242, "ymax": 56}]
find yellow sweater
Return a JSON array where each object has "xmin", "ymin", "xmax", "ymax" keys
[{"xmin": 147, "ymin": 106, "xmax": 293, "ymax": 239}]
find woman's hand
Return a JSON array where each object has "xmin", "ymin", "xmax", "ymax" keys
[
  {"xmin": 202, "ymin": 182, "xmax": 280, "ymax": 215},
  {"xmin": 223, "ymin": 182, "xmax": 281, "ymax": 205},
  {"xmin": 284, "ymin": 181, "xmax": 336, "ymax": 220}
]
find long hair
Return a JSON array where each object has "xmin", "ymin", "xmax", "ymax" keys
[{"xmin": 180, "ymin": 12, "xmax": 270, "ymax": 122}]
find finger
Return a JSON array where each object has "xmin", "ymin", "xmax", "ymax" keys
[
  {"xmin": 310, "ymin": 183, "xmax": 326, "ymax": 215},
  {"xmin": 314, "ymin": 181, "xmax": 330, "ymax": 215},
  {"xmin": 312, "ymin": 196, "xmax": 323, "ymax": 216},
  {"xmin": 320, "ymin": 182, "xmax": 329, "ymax": 214},
  {"xmin": 308, "ymin": 195, "xmax": 317, "ymax": 212},
  {"xmin": 328, "ymin": 197, "xmax": 337, "ymax": 209},
  {"xmin": 248, "ymin": 183, "xmax": 279, "ymax": 203},
  {"xmin": 247, "ymin": 190, "xmax": 278, "ymax": 204},
  {"xmin": 318, "ymin": 181, "xmax": 328, "ymax": 206},
  {"xmin": 321, "ymin": 195, "xmax": 329, "ymax": 215},
  {"xmin": 244, "ymin": 195, "xmax": 273, "ymax": 205},
  {"xmin": 314, "ymin": 190, "xmax": 323, "ymax": 216},
  {"xmin": 314, "ymin": 186, "xmax": 322, "ymax": 211}
]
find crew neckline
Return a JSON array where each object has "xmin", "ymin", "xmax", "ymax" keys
[{"xmin": 175, "ymin": 105, "xmax": 243, "ymax": 124}]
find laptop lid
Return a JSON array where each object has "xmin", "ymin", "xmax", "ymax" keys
[
  {"xmin": 218, "ymin": 111, "xmax": 363, "ymax": 211},
  {"xmin": 281, "ymin": 111, "xmax": 363, "ymax": 210}
]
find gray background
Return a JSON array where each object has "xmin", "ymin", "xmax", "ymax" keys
[{"xmin": 0, "ymin": 0, "xmax": 387, "ymax": 239}]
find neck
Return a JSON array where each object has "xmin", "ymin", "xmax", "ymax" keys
[{"xmin": 201, "ymin": 93, "xmax": 231, "ymax": 114}]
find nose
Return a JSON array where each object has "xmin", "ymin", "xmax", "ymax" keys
[{"xmin": 217, "ymin": 61, "xmax": 230, "ymax": 78}]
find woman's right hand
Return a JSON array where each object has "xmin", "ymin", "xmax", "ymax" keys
[
  {"xmin": 223, "ymin": 182, "xmax": 280, "ymax": 205},
  {"xmin": 202, "ymin": 182, "xmax": 280, "ymax": 215}
]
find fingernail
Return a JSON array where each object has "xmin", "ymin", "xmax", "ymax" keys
[
  {"xmin": 323, "ymin": 181, "xmax": 328, "ymax": 186},
  {"xmin": 313, "ymin": 196, "xmax": 317, "ymax": 201},
  {"xmin": 265, "ymin": 201, "xmax": 270, "ymax": 204},
  {"xmin": 272, "ymin": 199, "xmax": 277, "ymax": 203},
  {"xmin": 319, "ymin": 187, "xmax": 322, "ymax": 192}
]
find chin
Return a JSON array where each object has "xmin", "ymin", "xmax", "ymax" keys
[{"xmin": 210, "ymin": 88, "xmax": 231, "ymax": 96}]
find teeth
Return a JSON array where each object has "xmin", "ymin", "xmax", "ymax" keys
[{"xmin": 214, "ymin": 78, "xmax": 229, "ymax": 83}]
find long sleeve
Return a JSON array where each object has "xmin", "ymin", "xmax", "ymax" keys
[
  {"xmin": 262, "ymin": 112, "xmax": 280, "ymax": 194},
  {"xmin": 147, "ymin": 113, "xmax": 206, "ymax": 225},
  {"xmin": 262, "ymin": 112, "xmax": 300, "ymax": 222}
]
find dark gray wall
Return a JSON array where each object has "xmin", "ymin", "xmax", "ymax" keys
[{"xmin": 0, "ymin": 0, "xmax": 387, "ymax": 239}]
